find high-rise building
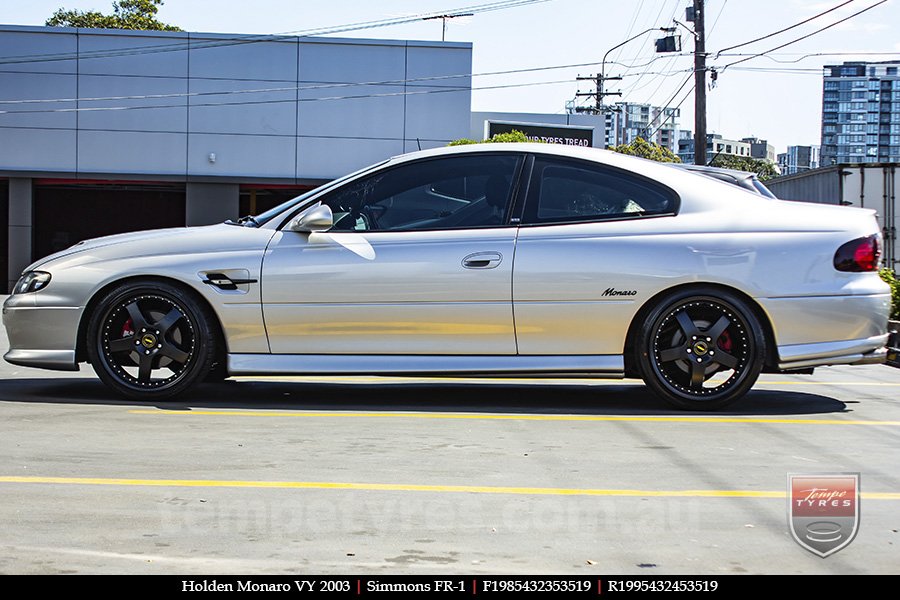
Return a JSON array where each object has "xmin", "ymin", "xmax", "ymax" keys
[
  {"xmin": 604, "ymin": 102, "xmax": 680, "ymax": 154},
  {"xmin": 821, "ymin": 61, "xmax": 900, "ymax": 165},
  {"xmin": 777, "ymin": 145, "xmax": 820, "ymax": 175},
  {"xmin": 677, "ymin": 132, "xmax": 752, "ymax": 164},
  {"xmin": 741, "ymin": 137, "xmax": 776, "ymax": 163}
]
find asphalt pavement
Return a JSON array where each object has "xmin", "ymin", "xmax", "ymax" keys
[{"xmin": 1, "ymin": 318, "xmax": 898, "ymax": 574}]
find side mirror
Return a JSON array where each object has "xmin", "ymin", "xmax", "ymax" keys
[{"xmin": 287, "ymin": 203, "xmax": 333, "ymax": 233}]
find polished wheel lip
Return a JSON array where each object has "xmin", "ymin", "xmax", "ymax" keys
[
  {"xmin": 650, "ymin": 298, "xmax": 752, "ymax": 400},
  {"xmin": 99, "ymin": 293, "xmax": 195, "ymax": 390}
]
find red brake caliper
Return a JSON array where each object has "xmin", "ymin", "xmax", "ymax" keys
[
  {"xmin": 717, "ymin": 329, "xmax": 733, "ymax": 352},
  {"xmin": 122, "ymin": 318, "xmax": 134, "ymax": 338}
]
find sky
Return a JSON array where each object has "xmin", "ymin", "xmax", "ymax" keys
[{"xmin": 2, "ymin": 0, "xmax": 899, "ymax": 154}]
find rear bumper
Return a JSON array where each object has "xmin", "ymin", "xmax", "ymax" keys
[{"xmin": 777, "ymin": 334, "xmax": 889, "ymax": 370}]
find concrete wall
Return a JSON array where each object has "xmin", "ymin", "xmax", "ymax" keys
[
  {"xmin": 7, "ymin": 178, "xmax": 32, "ymax": 291},
  {"xmin": 0, "ymin": 26, "xmax": 473, "ymax": 182}
]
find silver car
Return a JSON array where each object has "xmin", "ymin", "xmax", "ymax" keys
[{"xmin": 2, "ymin": 144, "xmax": 891, "ymax": 410}]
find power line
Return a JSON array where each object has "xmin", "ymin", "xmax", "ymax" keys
[
  {"xmin": 0, "ymin": 55, "xmax": 690, "ymax": 107},
  {"xmin": 634, "ymin": 0, "xmax": 685, "ymax": 105},
  {"xmin": 714, "ymin": 0, "xmax": 856, "ymax": 58},
  {"xmin": 718, "ymin": 50, "xmax": 900, "ymax": 63},
  {"xmin": 642, "ymin": 71, "xmax": 694, "ymax": 132},
  {"xmin": 648, "ymin": 81, "xmax": 695, "ymax": 138},
  {"xmin": 706, "ymin": 0, "xmax": 729, "ymax": 40},
  {"xmin": 616, "ymin": 0, "xmax": 684, "ymax": 99},
  {"xmin": 0, "ymin": 66, "xmax": 697, "ymax": 116},
  {"xmin": 608, "ymin": 0, "xmax": 648, "ymax": 70},
  {"xmin": 0, "ymin": 77, "xmax": 578, "ymax": 116},
  {"xmin": 720, "ymin": 0, "xmax": 888, "ymax": 70},
  {"xmin": 0, "ymin": 0, "xmax": 551, "ymax": 66}
]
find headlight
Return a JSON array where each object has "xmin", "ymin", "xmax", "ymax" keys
[{"xmin": 13, "ymin": 271, "xmax": 52, "ymax": 294}]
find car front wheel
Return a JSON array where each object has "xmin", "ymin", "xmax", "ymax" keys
[
  {"xmin": 86, "ymin": 281, "xmax": 217, "ymax": 400},
  {"xmin": 637, "ymin": 289, "xmax": 765, "ymax": 410}
]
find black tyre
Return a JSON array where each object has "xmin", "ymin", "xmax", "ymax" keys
[
  {"xmin": 636, "ymin": 289, "xmax": 765, "ymax": 410},
  {"xmin": 86, "ymin": 280, "xmax": 217, "ymax": 400}
]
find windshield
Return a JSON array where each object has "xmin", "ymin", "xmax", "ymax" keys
[{"xmin": 245, "ymin": 159, "xmax": 391, "ymax": 227}]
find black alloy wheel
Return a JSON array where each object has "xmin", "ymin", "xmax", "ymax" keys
[
  {"xmin": 637, "ymin": 289, "xmax": 765, "ymax": 410},
  {"xmin": 87, "ymin": 281, "xmax": 217, "ymax": 400}
]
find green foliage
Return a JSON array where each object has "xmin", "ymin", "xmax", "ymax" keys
[
  {"xmin": 880, "ymin": 268, "xmax": 900, "ymax": 321},
  {"xmin": 448, "ymin": 129, "xmax": 542, "ymax": 146},
  {"xmin": 709, "ymin": 154, "xmax": 779, "ymax": 181},
  {"xmin": 448, "ymin": 138, "xmax": 479, "ymax": 146},
  {"xmin": 46, "ymin": 0, "xmax": 181, "ymax": 31},
  {"xmin": 609, "ymin": 137, "xmax": 681, "ymax": 163}
]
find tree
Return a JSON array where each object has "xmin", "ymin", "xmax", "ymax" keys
[
  {"xmin": 709, "ymin": 154, "xmax": 779, "ymax": 181},
  {"xmin": 448, "ymin": 129, "xmax": 541, "ymax": 146},
  {"xmin": 46, "ymin": 0, "xmax": 181, "ymax": 31},
  {"xmin": 609, "ymin": 137, "xmax": 681, "ymax": 163}
]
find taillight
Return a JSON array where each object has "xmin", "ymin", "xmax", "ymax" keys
[{"xmin": 833, "ymin": 234, "xmax": 881, "ymax": 272}]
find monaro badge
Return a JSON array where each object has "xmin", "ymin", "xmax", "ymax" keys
[{"xmin": 788, "ymin": 473, "xmax": 860, "ymax": 557}]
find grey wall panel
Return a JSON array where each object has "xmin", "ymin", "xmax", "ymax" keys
[
  {"xmin": 77, "ymin": 31, "xmax": 188, "ymax": 77},
  {"xmin": 0, "ymin": 128, "xmax": 76, "ymax": 171},
  {"xmin": 0, "ymin": 29, "xmax": 77, "ymax": 74},
  {"xmin": 188, "ymin": 133, "xmax": 295, "ymax": 178},
  {"xmin": 78, "ymin": 130, "xmax": 186, "ymax": 174},
  {"xmin": 297, "ymin": 137, "xmax": 403, "ymax": 180},
  {"xmin": 189, "ymin": 36, "xmax": 296, "ymax": 82},
  {"xmin": 78, "ymin": 75, "xmax": 187, "ymax": 132},
  {"xmin": 299, "ymin": 40, "xmax": 405, "ymax": 83},
  {"xmin": 297, "ymin": 84, "xmax": 404, "ymax": 138},
  {"xmin": 189, "ymin": 79, "xmax": 295, "ymax": 135},
  {"xmin": 405, "ymin": 87, "xmax": 470, "ymax": 142},
  {"xmin": 0, "ymin": 72, "xmax": 76, "ymax": 129},
  {"xmin": 186, "ymin": 182, "xmax": 239, "ymax": 226},
  {"xmin": 406, "ymin": 44, "xmax": 471, "ymax": 88},
  {"xmin": 767, "ymin": 171, "xmax": 840, "ymax": 204}
]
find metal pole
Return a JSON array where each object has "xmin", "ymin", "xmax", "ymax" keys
[{"xmin": 693, "ymin": 0, "xmax": 707, "ymax": 165}]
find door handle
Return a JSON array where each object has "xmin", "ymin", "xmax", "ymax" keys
[{"xmin": 462, "ymin": 252, "xmax": 503, "ymax": 269}]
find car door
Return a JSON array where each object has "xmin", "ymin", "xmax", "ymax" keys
[
  {"xmin": 261, "ymin": 152, "xmax": 524, "ymax": 355},
  {"xmin": 513, "ymin": 155, "xmax": 680, "ymax": 355}
]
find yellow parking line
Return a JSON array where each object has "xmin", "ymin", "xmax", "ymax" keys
[
  {"xmin": 128, "ymin": 409, "xmax": 900, "ymax": 426},
  {"xmin": 1, "ymin": 476, "xmax": 897, "ymax": 499}
]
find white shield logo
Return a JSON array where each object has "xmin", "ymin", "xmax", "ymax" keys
[{"xmin": 788, "ymin": 473, "xmax": 860, "ymax": 558}]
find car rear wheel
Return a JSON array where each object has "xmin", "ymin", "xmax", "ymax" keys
[
  {"xmin": 86, "ymin": 281, "xmax": 217, "ymax": 400},
  {"xmin": 637, "ymin": 289, "xmax": 765, "ymax": 410}
]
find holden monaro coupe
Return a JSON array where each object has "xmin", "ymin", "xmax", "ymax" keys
[{"xmin": 3, "ymin": 144, "xmax": 890, "ymax": 409}]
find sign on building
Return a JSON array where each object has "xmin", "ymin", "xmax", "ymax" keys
[{"xmin": 486, "ymin": 121, "xmax": 593, "ymax": 147}]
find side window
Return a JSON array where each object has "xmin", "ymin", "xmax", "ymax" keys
[
  {"xmin": 522, "ymin": 158, "xmax": 677, "ymax": 224},
  {"xmin": 320, "ymin": 154, "xmax": 521, "ymax": 232}
]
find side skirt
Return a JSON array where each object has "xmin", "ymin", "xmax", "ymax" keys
[{"xmin": 227, "ymin": 354, "xmax": 625, "ymax": 377}]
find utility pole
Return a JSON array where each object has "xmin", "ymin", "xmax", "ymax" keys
[
  {"xmin": 575, "ymin": 74, "xmax": 621, "ymax": 113},
  {"xmin": 572, "ymin": 26, "xmax": 676, "ymax": 114},
  {"xmin": 693, "ymin": 0, "xmax": 707, "ymax": 165}
]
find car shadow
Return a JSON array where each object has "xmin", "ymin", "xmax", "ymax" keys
[{"xmin": 0, "ymin": 376, "xmax": 850, "ymax": 416}]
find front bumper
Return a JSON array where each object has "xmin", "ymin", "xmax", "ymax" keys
[{"xmin": 2, "ymin": 297, "xmax": 82, "ymax": 371}]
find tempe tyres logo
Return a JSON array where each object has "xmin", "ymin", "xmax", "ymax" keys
[{"xmin": 788, "ymin": 473, "xmax": 860, "ymax": 557}]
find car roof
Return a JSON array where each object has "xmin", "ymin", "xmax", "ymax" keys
[{"xmin": 387, "ymin": 143, "xmax": 706, "ymax": 190}]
